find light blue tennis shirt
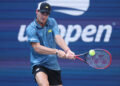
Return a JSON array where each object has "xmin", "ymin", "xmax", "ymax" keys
[{"xmin": 26, "ymin": 17, "xmax": 60, "ymax": 70}]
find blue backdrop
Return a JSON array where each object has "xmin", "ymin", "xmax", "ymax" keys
[{"xmin": 0, "ymin": 0, "xmax": 120, "ymax": 86}]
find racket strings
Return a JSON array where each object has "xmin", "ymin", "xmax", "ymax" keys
[{"xmin": 86, "ymin": 50, "xmax": 110, "ymax": 69}]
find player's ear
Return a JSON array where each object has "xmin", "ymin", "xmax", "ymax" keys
[{"xmin": 36, "ymin": 10, "xmax": 39, "ymax": 15}]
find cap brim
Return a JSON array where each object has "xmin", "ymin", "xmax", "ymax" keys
[{"xmin": 40, "ymin": 10, "xmax": 50, "ymax": 13}]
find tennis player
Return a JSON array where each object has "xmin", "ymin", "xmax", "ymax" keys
[{"xmin": 26, "ymin": 2, "xmax": 75, "ymax": 86}]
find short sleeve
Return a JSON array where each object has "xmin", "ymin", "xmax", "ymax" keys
[
  {"xmin": 26, "ymin": 26, "xmax": 40, "ymax": 43},
  {"xmin": 52, "ymin": 18, "xmax": 60, "ymax": 36}
]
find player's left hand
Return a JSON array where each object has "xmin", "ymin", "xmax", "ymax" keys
[{"xmin": 65, "ymin": 50, "xmax": 75, "ymax": 60}]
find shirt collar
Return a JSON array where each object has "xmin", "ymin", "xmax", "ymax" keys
[{"xmin": 34, "ymin": 17, "xmax": 49, "ymax": 29}]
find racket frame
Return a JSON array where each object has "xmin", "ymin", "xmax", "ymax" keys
[{"xmin": 75, "ymin": 49, "xmax": 112, "ymax": 69}]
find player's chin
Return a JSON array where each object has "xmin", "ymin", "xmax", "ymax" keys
[
  {"xmin": 40, "ymin": 19, "xmax": 46, "ymax": 23},
  {"xmin": 41, "ymin": 21, "xmax": 45, "ymax": 24}
]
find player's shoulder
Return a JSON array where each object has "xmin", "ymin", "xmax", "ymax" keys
[
  {"xmin": 26, "ymin": 21, "xmax": 36, "ymax": 34},
  {"xmin": 26, "ymin": 20, "xmax": 36, "ymax": 30},
  {"xmin": 48, "ymin": 17, "xmax": 57, "ymax": 24}
]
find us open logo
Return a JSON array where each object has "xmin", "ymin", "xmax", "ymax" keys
[
  {"xmin": 46, "ymin": 0, "xmax": 90, "ymax": 16},
  {"xmin": 18, "ymin": 0, "xmax": 113, "ymax": 45}
]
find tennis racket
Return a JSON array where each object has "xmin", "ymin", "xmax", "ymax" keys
[{"xmin": 75, "ymin": 49, "xmax": 112, "ymax": 69}]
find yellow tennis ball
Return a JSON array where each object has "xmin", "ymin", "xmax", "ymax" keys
[{"xmin": 89, "ymin": 50, "xmax": 95, "ymax": 56}]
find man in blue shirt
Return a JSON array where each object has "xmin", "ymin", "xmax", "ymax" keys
[{"xmin": 26, "ymin": 2, "xmax": 75, "ymax": 86}]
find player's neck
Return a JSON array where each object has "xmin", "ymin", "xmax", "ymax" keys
[{"xmin": 36, "ymin": 19, "xmax": 46, "ymax": 28}]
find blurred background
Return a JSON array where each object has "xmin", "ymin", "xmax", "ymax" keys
[{"xmin": 0, "ymin": 0, "xmax": 120, "ymax": 86}]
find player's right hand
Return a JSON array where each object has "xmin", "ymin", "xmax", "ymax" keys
[
  {"xmin": 65, "ymin": 50, "xmax": 75, "ymax": 60},
  {"xmin": 57, "ymin": 50, "xmax": 66, "ymax": 58}
]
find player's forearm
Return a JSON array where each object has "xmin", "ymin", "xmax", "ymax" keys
[
  {"xmin": 33, "ymin": 44, "xmax": 58, "ymax": 55},
  {"xmin": 55, "ymin": 35, "xmax": 70, "ymax": 52}
]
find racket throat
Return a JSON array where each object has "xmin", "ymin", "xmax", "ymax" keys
[{"xmin": 75, "ymin": 56, "xmax": 86, "ymax": 63}]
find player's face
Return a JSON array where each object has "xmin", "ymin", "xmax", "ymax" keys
[{"xmin": 37, "ymin": 10, "xmax": 49, "ymax": 24}]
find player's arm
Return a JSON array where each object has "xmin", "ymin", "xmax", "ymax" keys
[
  {"xmin": 55, "ymin": 35, "xmax": 75, "ymax": 59},
  {"xmin": 55, "ymin": 35, "xmax": 70, "ymax": 52},
  {"xmin": 52, "ymin": 19, "xmax": 70, "ymax": 52},
  {"xmin": 31, "ymin": 42, "xmax": 57, "ymax": 55},
  {"xmin": 52, "ymin": 18, "xmax": 75, "ymax": 59},
  {"xmin": 31, "ymin": 42, "xmax": 65, "ymax": 58}
]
